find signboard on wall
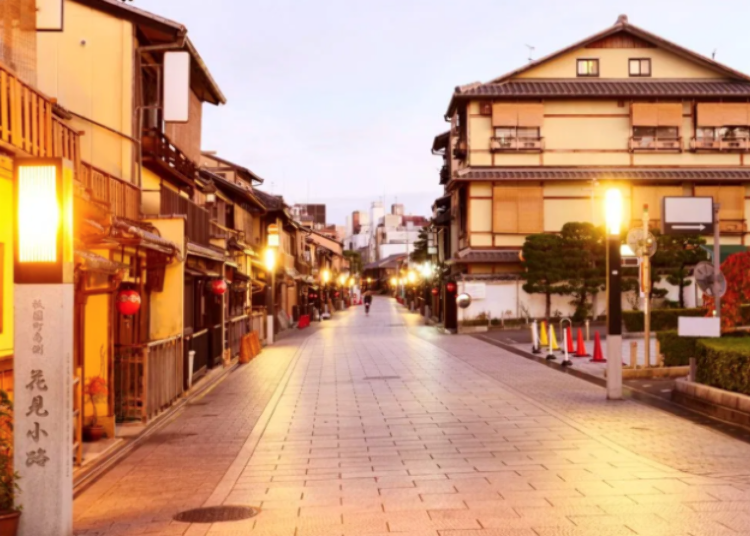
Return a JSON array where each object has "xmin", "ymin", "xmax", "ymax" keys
[{"xmin": 463, "ymin": 282, "xmax": 486, "ymax": 300}]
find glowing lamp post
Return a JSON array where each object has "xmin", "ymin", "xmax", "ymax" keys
[
  {"xmin": 14, "ymin": 158, "xmax": 75, "ymax": 536},
  {"xmin": 604, "ymin": 188, "xmax": 623, "ymax": 400},
  {"xmin": 265, "ymin": 247, "xmax": 276, "ymax": 344}
]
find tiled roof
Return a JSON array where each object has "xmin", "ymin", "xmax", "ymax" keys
[
  {"xmin": 456, "ymin": 80, "xmax": 750, "ymax": 98},
  {"xmin": 252, "ymin": 189, "xmax": 286, "ymax": 211},
  {"xmin": 455, "ymin": 168, "xmax": 750, "ymax": 182},
  {"xmin": 450, "ymin": 249, "xmax": 521, "ymax": 264}
]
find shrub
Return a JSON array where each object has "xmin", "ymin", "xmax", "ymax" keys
[
  {"xmin": 696, "ymin": 338, "xmax": 750, "ymax": 397},
  {"xmin": 656, "ymin": 331, "xmax": 698, "ymax": 367},
  {"xmin": 622, "ymin": 308, "xmax": 704, "ymax": 332}
]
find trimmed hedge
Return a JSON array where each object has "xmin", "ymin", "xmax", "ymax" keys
[
  {"xmin": 622, "ymin": 308, "xmax": 704, "ymax": 332},
  {"xmin": 696, "ymin": 338, "xmax": 750, "ymax": 397},
  {"xmin": 656, "ymin": 331, "xmax": 698, "ymax": 367}
]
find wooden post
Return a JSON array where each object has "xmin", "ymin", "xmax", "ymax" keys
[
  {"xmin": 689, "ymin": 357, "xmax": 697, "ymax": 382},
  {"xmin": 630, "ymin": 341, "xmax": 637, "ymax": 369}
]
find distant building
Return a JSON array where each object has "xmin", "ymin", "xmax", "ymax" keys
[
  {"xmin": 344, "ymin": 201, "xmax": 428, "ymax": 262},
  {"xmin": 292, "ymin": 204, "xmax": 327, "ymax": 226}
]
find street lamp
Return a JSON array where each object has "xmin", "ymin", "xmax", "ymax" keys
[
  {"xmin": 264, "ymin": 247, "xmax": 277, "ymax": 344},
  {"xmin": 13, "ymin": 158, "xmax": 75, "ymax": 535},
  {"xmin": 604, "ymin": 188, "xmax": 623, "ymax": 400}
]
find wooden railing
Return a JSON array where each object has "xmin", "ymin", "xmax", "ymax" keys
[
  {"xmin": 227, "ymin": 315, "xmax": 249, "ymax": 359},
  {"xmin": 160, "ymin": 185, "xmax": 211, "ymax": 247},
  {"xmin": 142, "ymin": 128, "xmax": 197, "ymax": 183},
  {"xmin": 114, "ymin": 336, "xmax": 183, "ymax": 423},
  {"xmin": 691, "ymin": 137, "xmax": 750, "ymax": 152},
  {"xmin": 80, "ymin": 162, "xmax": 140, "ymax": 220},
  {"xmin": 629, "ymin": 137, "xmax": 683, "ymax": 152},
  {"xmin": 490, "ymin": 137, "xmax": 544, "ymax": 152},
  {"xmin": 0, "ymin": 64, "xmax": 81, "ymax": 166},
  {"xmin": 251, "ymin": 308, "xmax": 267, "ymax": 344}
]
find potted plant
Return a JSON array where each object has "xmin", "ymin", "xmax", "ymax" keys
[
  {"xmin": 83, "ymin": 377, "xmax": 108, "ymax": 442},
  {"xmin": 0, "ymin": 390, "xmax": 21, "ymax": 535}
]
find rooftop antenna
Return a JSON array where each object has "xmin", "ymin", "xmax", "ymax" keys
[
  {"xmin": 525, "ymin": 44, "xmax": 535, "ymax": 62},
  {"xmin": 712, "ymin": 49, "xmax": 717, "ymax": 60}
]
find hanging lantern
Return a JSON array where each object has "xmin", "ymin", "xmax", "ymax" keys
[
  {"xmin": 116, "ymin": 289, "xmax": 141, "ymax": 316},
  {"xmin": 446, "ymin": 282, "xmax": 457, "ymax": 293},
  {"xmin": 518, "ymin": 249, "xmax": 525, "ymax": 262},
  {"xmin": 211, "ymin": 279, "xmax": 228, "ymax": 295},
  {"xmin": 334, "ymin": 291, "xmax": 340, "ymax": 298},
  {"xmin": 431, "ymin": 287, "xmax": 439, "ymax": 296}
]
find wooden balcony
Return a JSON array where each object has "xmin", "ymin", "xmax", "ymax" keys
[
  {"xmin": 295, "ymin": 258, "xmax": 311, "ymax": 275},
  {"xmin": 0, "ymin": 63, "xmax": 81, "ymax": 167},
  {"xmin": 79, "ymin": 162, "xmax": 140, "ymax": 220},
  {"xmin": 210, "ymin": 220, "xmax": 239, "ymax": 240},
  {"xmin": 160, "ymin": 185, "xmax": 211, "ymax": 247},
  {"xmin": 629, "ymin": 137, "xmax": 683, "ymax": 152},
  {"xmin": 439, "ymin": 164, "xmax": 450, "ymax": 185},
  {"xmin": 691, "ymin": 137, "xmax": 750, "ymax": 152},
  {"xmin": 142, "ymin": 128, "xmax": 197, "ymax": 187},
  {"xmin": 490, "ymin": 137, "xmax": 544, "ymax": 152}
]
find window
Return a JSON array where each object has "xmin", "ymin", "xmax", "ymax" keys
[
  {"xmin": 493, "ymin": 127, "xmax": 540, "ymax": 139},
  {"xmin": 577, "ymin": 58, "xmax": 599, "ymax": 77},
  {"xmin": 697, "ymin": 127, "xmax": 716, "ymax": 140},
  {"xmin": 629, "ymin": 58, "xmax": 651, "ymax": 77},
  {"xmin": 719, "ymin": 126, "xmax": 750, "ymax": 139},
  {"xmin": 633, "ymin": 126, "xmax": 679, "ymax": 140}
]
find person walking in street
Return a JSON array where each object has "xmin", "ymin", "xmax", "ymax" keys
[{"xmin": 363, "ymin": 290, "xmax": 373, "ymax": 315}]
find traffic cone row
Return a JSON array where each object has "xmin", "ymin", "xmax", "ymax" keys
[
  {"xmin": 545, "ymin": 323, "xmax": 559, "ymax": 360},
  {"xmin": 539, "ymin": 321, "xmax": 549, "ymax": 348},
  {"xmin": 590, "ymin": 331, "xmax": 606, "ymax": 363}
]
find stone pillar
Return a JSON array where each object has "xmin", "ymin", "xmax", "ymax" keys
[{"xmin": 14, "ymin": 285, "xmax": 74, "ymax": 536}]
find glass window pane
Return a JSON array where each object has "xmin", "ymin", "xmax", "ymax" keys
[
  {"xmin": 657, "ymin": 127, "xmax": 678, "ymax": 138},
  {"xmin": 629, "ymin": 59, "xmax": 640, "ymax": 75},
  {"xmin": 634, "ymin": 126, "xmax": 656, "ymax": 137},
  {"xmin": 698, "ymin": 127, "xmax": 715, "ymax": 139},
  {"xmin": 494, "ymin": 127, "xmax": 515, "ymax": 138},
  {"xmin": 641, "ymin": 59, "xmax": 651, "ymax": 75},
  {"xmin": 577, "ymin": 60, "xmax": 587, "ymax": 75},
  {"xmin": 517, "ymin": 127, "xmax": 540, "ymax": 139}
]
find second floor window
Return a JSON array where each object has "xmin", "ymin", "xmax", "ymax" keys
[
  {"xmin": 494, "ymin": 127, "xmax": 540, "ymax": 140},
  {"xmin": 629, "ymin": 58, "xmax": 651, "ymax": 77},
  {"xmin": 577, "ymin": 58, "xmax": 599, "ymax": 77},
  {"xmin": 633, "ymin": 126, "xmax": 679, "ymax": 140},
  {"xmin": 699, "ymin": 126, "xmax": 750, "ymax": 140}
]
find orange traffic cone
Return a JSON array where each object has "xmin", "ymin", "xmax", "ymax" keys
[
  {"xmin": 566, "ymin": 327, "xmax": 575, "ymax": 354},
  {"xmin": 574, "ymin": 328, "xmax": 590, "ymax": 357},
  {"xmin": 590, "ymin": 331, "xmax": 606, "ymax": 363}
]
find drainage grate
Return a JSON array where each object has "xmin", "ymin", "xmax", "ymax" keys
[
  {"xmin": 363, "ymin": 376, "xmax": 401, "ymax": 381},
  {"xmin": 174, "ymin": 505, "xmax": 260, "ymax": 524}
]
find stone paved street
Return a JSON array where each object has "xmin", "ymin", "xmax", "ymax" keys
[{"xmin": 75, "ymin": 298, "xmax": 750, "ymax": 535}]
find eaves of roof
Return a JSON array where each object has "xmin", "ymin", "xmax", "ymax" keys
[{"xmin": 453, "ymin": 167, "xmax": 750, "ymax": 183}]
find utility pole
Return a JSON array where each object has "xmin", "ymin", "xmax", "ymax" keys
[{"xmin": 642, "ymin": 205, "xmax": 651, "ymax": 368}]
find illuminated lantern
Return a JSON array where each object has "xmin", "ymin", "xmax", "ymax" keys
[
  {"xmin": 335, "ymin": 291, "xmax": 340, "ymax": 298},
  {"xmin": 446, "ymin": 282, "xmax": 457, "ymax": 293},
  {"xmin": 431, "ymin": 288, "xmax": 439, "ymax": 296},
  {"xmin": 211, "ymin": 279, "xmax": 228, "ymax": 295},
  {"xmin": 518, "ymin": 250, "xmax": 525, "ymax": 262},
  {"xmin": 116, "ymin": 289, "xmax": 141, "ymax": 316}
]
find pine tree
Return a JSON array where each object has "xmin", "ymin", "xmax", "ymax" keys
[
  {"xmin": 558, "ymin": 222, "xmax": 606, "ymax": 322},
  {"xmin": 652, "ymin": 231, "xmax": 708, "ymax": 308},
  {"xmin": 521, "ymin": 233, "xmax": 567, "ymax": 321}
]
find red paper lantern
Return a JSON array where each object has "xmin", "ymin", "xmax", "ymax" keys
[
  {"xmin": 446, "ymin": 282, "xmax": 457, "ymax": 293},
  {"xmin": 334, "ymin": 291, "xmax": 340, "ymax": 298},
  {"xmin": 116, "ymin": 289, "xmax": 141, "ymax": 316},
  {"xmin": 211, "ymin": 279, "xmax": 227, "ymax": 295},
  {"xmin": 431, "ymin": 288, "xmax": 439, "ymax": 296}
]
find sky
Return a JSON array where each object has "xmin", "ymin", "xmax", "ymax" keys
[{"xmin": 137, "ymin": 0, "xmax": 750, "ymax": 225}]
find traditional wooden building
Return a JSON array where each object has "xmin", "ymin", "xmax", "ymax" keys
[{"xmin": 433, "ymin": 15, "xmax": 750, "ymax": 324}]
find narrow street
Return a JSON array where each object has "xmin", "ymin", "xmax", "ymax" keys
[{"xmin": 75, "ymin": 298, "xmax": 750, "ymax": 536}]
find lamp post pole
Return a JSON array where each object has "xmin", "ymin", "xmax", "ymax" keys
[{"xmin": 605, "ymin": 189, "xmax": 623, "ymax": 400}]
